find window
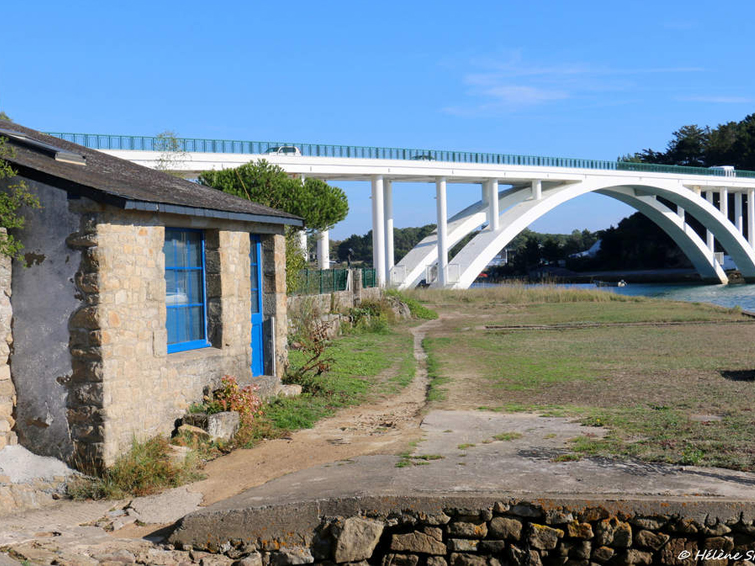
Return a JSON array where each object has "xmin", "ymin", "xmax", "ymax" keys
[{"xmin": 164, "ymin": 228, "xmax": 210, "ymax": 353}]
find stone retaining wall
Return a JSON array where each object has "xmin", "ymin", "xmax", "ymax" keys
[
  {"xmin": 171, "ymin": 497, "xmax": 755, "ymax": 566},
  {"xmin": 287, "ymin": 270, "xmax": 382, "ymax": 316}
]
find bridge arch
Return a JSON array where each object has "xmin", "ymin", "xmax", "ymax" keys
[{"xmin": 447, "ymin": 178, "xmax": 755, "ymax": 289}]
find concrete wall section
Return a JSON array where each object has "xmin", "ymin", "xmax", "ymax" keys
[{"xmin": 9, "ymin": 180, "xmax": 83, "ymax": 461}]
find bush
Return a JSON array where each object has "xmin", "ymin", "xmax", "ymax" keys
[
  {"xmin": 385, "ymin": 290, "xmax": 438, "ymax": 319},
  {"xmin": 67, "ymin": 436, "xmax": 203, "ymax": 500}
]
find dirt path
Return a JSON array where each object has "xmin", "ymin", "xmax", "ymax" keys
[{"xmin": 187, "ymin": 319, "xmax": 439, "ymax": 506}]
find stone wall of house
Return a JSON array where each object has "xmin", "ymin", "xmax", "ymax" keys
[
  {"xmin": 65, "ymin": 206, "xmax": 288, "ymax": 468},
  {"xmin": 172, "ymin": 497, "xmax": 755, "ymax": 566},
  {"xmin": 9, "ymin": 181, "xmax": 83, "ymax": 462},
  {"xmin": 0, "ymin": 230, "xmax": 15, "ymax": 450}
]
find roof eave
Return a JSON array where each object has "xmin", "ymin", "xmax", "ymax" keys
[{"xmin": 123, "ymin": 200, "xmax": 304, "ymax": 226}]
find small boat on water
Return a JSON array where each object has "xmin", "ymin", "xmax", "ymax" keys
[{"xmin": 594, "ymin": 279, "xmax": 627, "ymax": 287}]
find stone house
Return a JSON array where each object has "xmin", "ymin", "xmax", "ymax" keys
[{"xmin": 0, "ymin": 122, "xmax": 302, "ymax": 470}]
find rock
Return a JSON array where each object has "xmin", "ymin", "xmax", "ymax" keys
[
  {"xmin": 177, "ymin": 424, "xmax": 210, "ymax": 441},
  {"xmin": 232, "ymin": 554, "xmax": 263, "ymax": 566},
  {"xmin": 545, "ymin": 510, "xmax": 574, "ymax": 525},
  {"xmin": 567, "ymin": 540, "xmax": 590, "ymax": 559},
  {"xmin": 591, "ymin": 546, "xmax": 614, "ymax": 563},
  {"xmin": 507, "ymin": 545, "xmax": 542, "ymax": 566},
  {"xmin": 630, "ymin": 516, "xmax": 667, "ymax": 531},
  {"xmin": 449, "ymin": 554, "xmax": 487, "ymax": 566},
  {"xmin": 423, "ymin": 527, "xmax": 443, "ymax": 541},
  {"xmin": 278, "ymin": 384, "xmax": 303, "ymax": 398},
  {"xmin": 206, "ymin": 411, "xmax": 240, "ymax": 442},
  {"xmin": 594, "ymin": 518, "xmax": 632, "ymax": 548},
  {"xmin": 528, "ymin": 524, "xmax": 564, "ymax": 550},
  {"xmin": 448, "ymin": 539, "xmax": 480, "ymax": 552},
  {"xmin": 382, "ymin": 554, "xmax": 419, "ymax": 566},
  {"xmin": 566, "ymin": 521, "xmax": 593, "ymax": 539},
  {"xmin": 488, "ymin": 517, "xmax": 522, "ymax": 540},
  {"xmin": 479, "ymin": 540, "xmax": 505, "ymax": 554},
  {"xmin": 669, "ymin": 519, "xmax": 699, "ymax": 535},
  {"xmin": 270, "ymin": 547, "xmax": 314, "ymax": 566},
  {"xmin": 426, "ymin": 558, "xmax": 447, "ymax": 566},
  {"xmin": 448, "ymin": 521, "xmax": 488, "ymax": 539},
  {"xmin": 660, "ymin": 538, "xmax": 697, "ymax": 565},
  {"xmin": 507, "ymin": 503, "xmax": 543, "ymax": 519},
  {"xmin": 201, "ymin": 556, "xmax": 234, "ymax": 566},
  {"xmin": 129, "ymin": 486, "xmax": 202, "ymax": 524},
  {"xmin": 419, "ymin": 512, "xmax": 451, "ymax": 525},
  {"xmin": 702, "ymin": 523, "xmax": 733, "ymax": 536},
  {"xmin": 635, "ymin": 530, "xmax": 669, "ymax": 551},
  {"xmin": 391, "ymin": 532, "xmax": 447, "ymax": 555},
  {"xmin": 703, "ymin": 536, "xmax": 735, "ymax": 553},
  {"xmin": 167, "ymin": 444, "xmax": 191, "ymax": 466},
  {"xmin": 0, "ymin": 553, "xmax": 23, "ymax": 566},
  {"xmin": 333, "ymin": 517, "xmax": 384, "ymax": 563},
  {"xmin": 614, "ymin": 549, "xmax": 653, "ymax": 566}
]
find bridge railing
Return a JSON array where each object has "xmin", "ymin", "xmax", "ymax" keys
[{"xmin": 45, "ymin": 132, "xmax": 755, "ymax": 179}]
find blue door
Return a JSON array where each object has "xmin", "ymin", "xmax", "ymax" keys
[{"xmin": 250, "ymin": 235, "xmax": 265, "ymax": 376}]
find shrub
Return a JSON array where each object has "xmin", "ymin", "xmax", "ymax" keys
[{"xmin": 67, "ymin": 436, "xmax": 203, "ymax": 500}]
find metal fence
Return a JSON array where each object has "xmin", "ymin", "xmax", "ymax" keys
[
  {"xmin": 44, "ymin": 131, "xmax": 755, "ymax": 179},
  {"xmin": 294, "ymin": 269, "xmax": 349, "ymax": 295},
  {"xmin": 362, "ymin": 269, "xmax": 377, "ymax": 288}
]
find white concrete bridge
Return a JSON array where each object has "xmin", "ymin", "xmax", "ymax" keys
[{"xmin": 47, "ymin": 133, "xmax": 755, "ymax": 289}]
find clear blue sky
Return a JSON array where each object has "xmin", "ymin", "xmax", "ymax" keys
[{"xmin": 3, "ymin": 0, "xmax": 755, "ymax": 241}]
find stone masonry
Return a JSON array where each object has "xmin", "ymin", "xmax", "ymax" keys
[
  {"xmin": 62, "ymin": 202, "xmax": 288, "ymax": 469},
  {"xmin": 0, "ymin": 229, "xmax": 15, "ymax": 450},
  {"xmin": 173, "ymin": 499, "xmax": 755, "ymax": 566}
]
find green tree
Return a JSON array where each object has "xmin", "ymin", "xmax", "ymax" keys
[
  {"xmin": 0, "ymin": 137, "xmax": 40, "ymax": 259},
  {"xmin": 0, "ymin": 111, "xmax": 11, "ymax": 122},
  {"xmin": 198, "ymin": 160, "xmax": 348, "ymax": 232},
  {"xmin": 199, "ymin": 160, "xmax": 348, "ymax": 290}
]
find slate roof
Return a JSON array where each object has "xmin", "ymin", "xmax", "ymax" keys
[{"xmin": 0, "ymin": 121, "xmax": 303, "ymax": 226}]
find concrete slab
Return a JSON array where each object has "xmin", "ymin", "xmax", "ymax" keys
[
  {"xmin": 171, "ymin": 410, "xmax": 755, "ymax": 549},
  {"xmin": 130, "ymin": 486, "xmax": 203, "ymax": 524},
  {"xmin": 0, "ymin": 445, "xmax": 76, "ymax": 484}
]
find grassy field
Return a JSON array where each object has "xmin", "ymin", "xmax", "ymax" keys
[
  {"xmin": 263, "ymin": 327, "xmax": 415, "ymax": 433},
  {"xmin": 412, "ymin": 286, "xmax": 755, "ymax": 471}
]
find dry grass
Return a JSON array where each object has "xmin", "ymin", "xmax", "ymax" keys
[{"xmin": 421, "ymin": 287, "xmax": 755, "ymax": 471}]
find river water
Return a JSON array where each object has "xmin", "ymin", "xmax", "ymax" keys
[{"xmin": 550, "ymin": 282, "xmax": 755, "ymax": 310}]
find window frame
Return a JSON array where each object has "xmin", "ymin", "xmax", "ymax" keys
[{"xmin": 164, "ymin": 227, "xmax": 211, "ymax": 354}]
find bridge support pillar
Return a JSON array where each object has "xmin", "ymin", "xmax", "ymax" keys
[
  {"xmin": 488, "ymin": 180, "xmax": 500, "ymax": 231},
  {"xmin": 299, "ymin": 230, "xmax": 308, "ymax": 261},
  {"xmin": 371, "ymin": 175, "xmax": 386, "ymax": 287},
  {"xmin": 677, "ymin": 206, "xmax": 685, "ymax": 222},
  {"xmin": 749, "ymin": 190, "xmax": 755, "ymax": 247},
  {"xmin": 316, "ymin": 230, "xmax": 330, "ymax": 270},
  {"xmin": 706, "ymin": 191, "xmax": 715, "ymax": 252},
  {"xmin": 384, "ymin": 180, "xmax": 394, "ymax": 283},
  {"xmin": 481, "ymin": 183, "xmax": 490, "ymax": 227},
  {"xmin": 436, "ymin": 177, "xmax": 448, "ymax": 286},
  {"xmin": 735, "ymin": 192, "xmax": 743, "ymax": 233},
  {"xmin": 532, "ymin": 179, "xmax": 542, "ymax": 200},
  {"xmin": 720, "ymin": 188, "xmax": 729, "ymax": 220}
]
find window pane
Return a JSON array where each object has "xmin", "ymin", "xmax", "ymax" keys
[
  {"xmin": 187, "ymin": 232, "xmax": 202, "ymax": 266},
  {"xmin": 251, "ymin": 290, "xmax": 259, "ymax": 314},
  {"xmin": 163, "ymin": 231, "xmax": 175, "ymax": 263},
  {"xmin": 189, "ymin": 306, "xmax": 204, "ymax": 341},
  {"xmin": 166, "ymin": 308, "xmax": 180, "ymax": 344},
  {"xmin": 187, "ymin": 271, "xmax": 203, "ymax": 304},
  {"xmin": 250, "ymin": 240, "xmax": 257, "ymax": 265}
]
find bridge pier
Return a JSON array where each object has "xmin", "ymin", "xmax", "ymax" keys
[
  {"xmin": 532, "ymin": 179, "xmax": 542, "ymax": 200},
  {"xmin": 384, "ymin": 180, "xmax": 394, "ymax": 282},
  {"xmin": 371, "ymin": 175, "xmax": 386, "ymax": 287},
  {"xmin": 436, "ymin": 177, "xmax": 448, "ymax": 286},
  {"xmin": 298, "ymin": 230, "xmax": 308, "ymax": 261},
  {"xmin": 487, "ymin": 180, "xmax": 499, "ymax": 231},
  {"xmin": 316, "ymin": 230, "xmax": 330, "ymax": 269},
  {"xmin": 749, "ymin": 189, "xmax": 755, "ymax": 247},
  {"xmin": 706, "ymin": 191, "xmax": 715, "ymax": 252},
  {"xmin": 735, "ymin": 192, "xmax": 743, "ymax": 233}
]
